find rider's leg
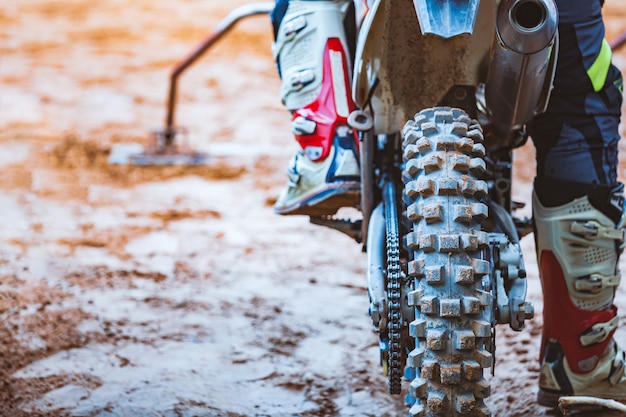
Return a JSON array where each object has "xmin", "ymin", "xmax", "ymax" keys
[
  {"xmin": 530, "ymin": 0, "xmax": 625, "ymax": 407},
  {"xmin": 270, "ymin": 0, "xmax": 360, "ymax": 216}
]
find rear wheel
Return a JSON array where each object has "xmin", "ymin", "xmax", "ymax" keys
[{"xmin": 402, "ymin": 107, "xmax": 494, "ymax": 417}]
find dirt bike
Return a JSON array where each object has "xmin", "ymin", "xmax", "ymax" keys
[
  {"xmin": 150, "ymin": 0, "xmax": 556, "ymax": 414},
  {"xmin": 330, "ymin": 0, "xmax": 557, "ymax": 415}
]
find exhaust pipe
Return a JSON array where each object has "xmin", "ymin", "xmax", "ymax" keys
[{"xmin": 484, "ymin": 0, "xmax": 558, "ymax": 141}]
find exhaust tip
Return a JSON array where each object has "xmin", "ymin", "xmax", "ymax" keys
[
  {"xmin": 497, "ymin": 0, "xmax": 557, "ymax": 54},
  {"xmin": 511, "ymin": 0, "xmax": 547, "ymax": 32}
]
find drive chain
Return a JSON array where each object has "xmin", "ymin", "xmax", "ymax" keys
[{"xmin": 385, "ymin": 181, "xmax": 403, "ymax": 395}]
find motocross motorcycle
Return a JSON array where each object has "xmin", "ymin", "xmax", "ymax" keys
[
  {"xmin": 314, "ymin": 0, "xmax": 558, "ymax": 415},
  {"xmin": 164, "ymin": 0, "xmax": 556, "ymax": 414}
]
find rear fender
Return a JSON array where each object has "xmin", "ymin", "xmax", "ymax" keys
[{"xmin": 353, "ymin": 0, "xmax": 497, "ymax": 134}]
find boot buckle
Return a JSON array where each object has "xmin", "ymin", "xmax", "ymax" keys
[
  {"xmin": 286, "ymin": 154, "xmax": 302, "ymax": 187},
  {"xmin": 575, "ymin": 273, "xmax": 622, "ymax": 293},
  {"xmin": 580, "ymin": 316, "xmax": 620, "ymax": 347},
  {"xmin": 571, "ymin": 220, "xmax": 625, "ymax": 241},
  {"xmin": 282, "ymin": 15, "xmax": 307, "ymax": 40},
  {"xmin": 609, "ymin": 347, "xmax": 626, "ymax": 385},
  {"xmin": 292, "ymin": 116, "xmax": 317, "ymax": 135},
  {"xmin": 289, "ymin": 69, "xmax": 316, "ymax": 91}
]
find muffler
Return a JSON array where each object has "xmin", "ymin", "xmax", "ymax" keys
[{"xmin": 484, "ymin": 0, "xmax": 558, "ymax": 141}]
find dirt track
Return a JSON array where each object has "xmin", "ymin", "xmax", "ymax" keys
[{"xmin": 1, "ymin": 1, "xmax": 626, "ymax": 416}]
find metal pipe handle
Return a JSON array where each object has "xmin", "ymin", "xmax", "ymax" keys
[{"xmin": 164, "ymin": 3, "xmax": 275, "ymax": 140}]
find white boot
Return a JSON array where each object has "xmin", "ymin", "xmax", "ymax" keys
[
  {"xmin": 272, "ymin": 0, "xmax": 360, "ymax": 216},
  {"xmin": 533, "ymin": 183, "xmax": 626, "ymax": 407},
  {"xmin": 274, "ymin": 131, "xmax": 360, "ymax": 216}
]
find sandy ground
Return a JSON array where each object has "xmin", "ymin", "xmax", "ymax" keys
[{"xmin": 0, "ymin": 1, "xmax": 626, "ymax": 416}]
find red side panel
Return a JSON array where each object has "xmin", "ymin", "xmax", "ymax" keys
[
  {"xmin": 539, "ymin": 250, "xmax": 617, "ymax": 373},
  {"xmin": 293, "ymin": 38, "xmax": 358, "ymax": 161}
]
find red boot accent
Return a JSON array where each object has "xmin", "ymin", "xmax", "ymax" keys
[
  {"xmin": 293, "ymin": 38, "xmax": 358, "ymax": 161},
  {"xmin": 539, "ymin": 250, "xmax": 618, "ymax": 374}
]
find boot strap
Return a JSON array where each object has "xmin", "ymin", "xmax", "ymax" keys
[
  {"xmin": 286, "ymin": 153, "xmax": 302, "ymax": 187},
  {"xmin": 580, "ymin": 315, "xmax": 620, "ymax": 347},
  {"xmin": 609, "ymin": 346, "xmax": 626, "ymax": 385},
  {"xmin": 575, "ymin": 273, "xmax": 622, "ymax": 293},
  {"xmin": 571, "ymin": 220, "xmax": 625, "ymax": 241}
]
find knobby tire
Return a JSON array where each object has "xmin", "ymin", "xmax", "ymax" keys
[{"xmin": 402, "ymin": 107, "xmax": 494, "ymax": 417}]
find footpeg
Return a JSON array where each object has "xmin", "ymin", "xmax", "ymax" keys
[{"xmin": 309, "ymin": 216, "xmax": 362, "ymax": 242}]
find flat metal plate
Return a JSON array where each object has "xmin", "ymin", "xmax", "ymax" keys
[{"xmin": 108, "ymin": 143, "xmax": 210, "ymax": 166}]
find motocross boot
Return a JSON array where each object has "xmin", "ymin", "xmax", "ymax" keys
[
  {"xmin": 533, "ymin": 177, "xmax": 626, "ymax": 407},
  {"xmin": 271, "ymin": 0, "xmax": 360, "ymax": 216}
]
